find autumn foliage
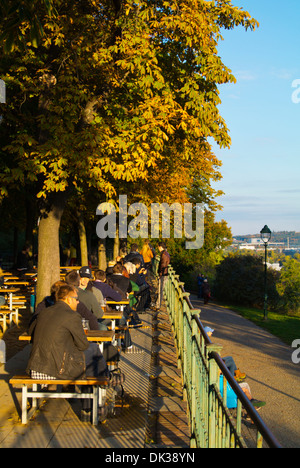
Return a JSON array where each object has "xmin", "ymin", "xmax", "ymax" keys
[{"xmin": 0, "ymin": 0, "xmax": 258, "ymax": 301}]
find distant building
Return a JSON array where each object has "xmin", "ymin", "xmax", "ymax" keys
[{"xmin": 266, "ymin": 262, "xmax": 282, "ymax": 271}]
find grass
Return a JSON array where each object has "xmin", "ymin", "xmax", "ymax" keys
[{"xmin": 218, "ymin": 303, "xmax": 300, "ymax": 346}]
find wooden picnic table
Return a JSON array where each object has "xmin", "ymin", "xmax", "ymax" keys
[
  {"xmin": 19, "ymin": 329, "xmax": 115, "ymax": 353},
  {"xmin": 3, "ymin": 281, "xmax": 30, "ymax": 286},
  {"xmin": 106, "ymin": 301, "xmax": 129, "ymax": 306},
  {"xmin": 0, "ymin": 287, "xmax": 20, "ymax": 293},
  {"xmin": 101, "ymin": 308, "xmax": 123, "ymax": 320},
  {"xmin": 19, "ymin": 330, "xmax": 115, "ymax": 343},
  {"xmin": 0, "ymin": 287, "xmax": 21, "ymax": 311}
]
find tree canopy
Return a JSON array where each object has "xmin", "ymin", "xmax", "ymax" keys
[{"xmin": 0, "ymin": 0, "xmax": 258, "ymax": 300}]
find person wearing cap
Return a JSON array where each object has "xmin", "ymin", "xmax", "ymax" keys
[
  {"xmin": 79, "ymin": 266, "xmax": 105, "ymax": 306},
  {"xmin": 65, "ymin": 269, "xmax": 103, "ymax": 322},
  {"xmin": 204, "ymin": 326, "xmax": 214, "ymax": 337}
]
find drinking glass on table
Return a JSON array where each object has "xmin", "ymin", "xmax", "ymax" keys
[{"xmin": 81, "ymin": 319, "xmax": 89, "ymax": 333}]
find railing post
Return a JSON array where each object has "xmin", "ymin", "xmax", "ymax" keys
[{"xmin": 207, "ymin": 343, "xmax": 223, "ymax": 448}]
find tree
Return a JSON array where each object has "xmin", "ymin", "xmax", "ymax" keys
[
  {"xmin": 277, "ymin": 257, "xmax": 300, "ymax": 315},
  {"xmin": 0, "ymin": 0, "xmax": 56, "ymax": 52},
  {"xmin": 214, "ymin": 253, "xmax": 280, "ymax": 309},
  {"xmin": 0, "ymin": 1, "xmax": 258, "ymax": 302}
]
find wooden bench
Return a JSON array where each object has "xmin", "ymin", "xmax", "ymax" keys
[
  {"xmin": 0, "ymin": 306, "xmax": 19, "ymax": 332},
  {"xmin": 9, "ymin": 375, "xmax": 110, "ymax": 426}
]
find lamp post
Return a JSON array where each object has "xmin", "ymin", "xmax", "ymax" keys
[{"xmin": 260, "ymin": 225, "xmax": 272, "ymax": 320}]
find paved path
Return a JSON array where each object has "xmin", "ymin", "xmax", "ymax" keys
[{"xmin": 191, "ymin": 296, "xmax": 300, "ymax": 448}]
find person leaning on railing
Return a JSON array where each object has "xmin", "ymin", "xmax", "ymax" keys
[{"xmin": 156, "ymin": 242, "xmax": 170, "ymax": 309}]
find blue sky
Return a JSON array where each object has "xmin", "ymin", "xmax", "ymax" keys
[{"xmin": 212, "ymin": 0, "xmax": 300, "ymax": 236}]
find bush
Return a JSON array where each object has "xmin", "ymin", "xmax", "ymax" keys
[
  {"xmin": 213, "ymin": 253, "xmax": 280, "ymax": 310},
  {"xmin": 277, "ymin": 257, "xmax": 300, "ymax": 315}
]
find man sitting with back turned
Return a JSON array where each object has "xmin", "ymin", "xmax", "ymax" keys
[
  {"xmin": 27, "ymin": 283, "xmax": 109, "ymax": 421},
  {"xmin": 27, "ymin": 284, "xmax": 89, "ymax": 380}
]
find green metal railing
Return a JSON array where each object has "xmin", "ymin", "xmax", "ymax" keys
[{"xmin": 159, "ymin": 264, "xmax": 282, "ymax": 448}]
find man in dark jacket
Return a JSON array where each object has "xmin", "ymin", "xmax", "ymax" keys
[
  {"xmin": 109, "ymin": 263, "xmax": 132, "ymax": 295},
  {"xmin": 124, "ymin": 244, "xmax": 145, "ymax": 268},
  {"xmin": 27, "ymin": 284, "xmax": 89, "ymax": 380},
  {"xmin": 156, "ymin": 242, "xmax": 170, "ymax": 309}
]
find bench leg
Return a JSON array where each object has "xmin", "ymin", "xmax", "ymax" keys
[
  {"xmin": 98, "ymin": 387, "xmax": 106, "ymax": 406},
  {"xmin": 21, "ymin": 385, "xmax": 28, "ymax": 424},
  {"xmin": 32, "ymin": 383, "xmax": 38, "ymax": 411},
  {"xmin": 92, "ymin": 386, "xmax": 98, "ymax": 426},
  {"xmin": 2, "ymin": 315, "xmax": 7, "ymax": 333}
]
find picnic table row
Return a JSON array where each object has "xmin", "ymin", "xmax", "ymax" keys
[
  {"xmin": 3, "ymin": 269, "xmax": 134, "ymax": 426},
  {"xmin": 0, "ymin": 266, "xmax": 129, "ymax": 333}
]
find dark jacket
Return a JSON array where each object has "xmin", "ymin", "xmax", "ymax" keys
[
  {"xmin": 158, "ymin": 249, "xmax": 170, "ymax": 277},
  {"xmin": 92, "ymin": 281, "xmax": 123, "ymax": 302},
  {"xmin": 124, "ymin": 251, "xmax": 145, "ymax": 267},
  {"xmin": 27, "ymin": 301, "xmax": 89, "ymax": 379},
  {"xmin": 109, "ymin": 273, "xmax": 132, "ymax": 295}
]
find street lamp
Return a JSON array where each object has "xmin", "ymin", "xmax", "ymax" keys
[{"xmin": 260, "ymin": 225, "xmax": 272, "ymax": 320}]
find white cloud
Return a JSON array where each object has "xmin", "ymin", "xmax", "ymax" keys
[{"xmin": 235, "ymin": 70, "xmax": 257, "ymax": 81}]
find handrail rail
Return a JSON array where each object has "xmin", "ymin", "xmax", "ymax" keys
[
  {"xmin": 210, "ymin": 349, "xmax": 282, "ymax": 448},
  {"xmin": 156, "ymin": 259, "xmax": 282, "ymax": 448}
]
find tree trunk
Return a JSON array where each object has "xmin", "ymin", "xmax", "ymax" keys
[
  {"xmin": 36, "ymin": 193, "xmax": 66, "ymax": 305},
  {"xmin": 113, "ymin": 225, "xmax": 120, "ymax": 259},
  {"xmin": 78, "ymin": 215, "xmax": 88, "ymax": 266},
  {"xmin": 98, "ymin": 238, "xmax": 107, "ymax": 270}
]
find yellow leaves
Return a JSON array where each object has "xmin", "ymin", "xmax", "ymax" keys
[{"xmin": 0, "ymin": 0, "xmax": 258, "ymax": 215}]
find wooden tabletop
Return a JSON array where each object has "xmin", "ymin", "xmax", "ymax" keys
[
  {"xmin": 4, "ymin": 281, "xmax": 30, "ymax": 286},
  {"xmin": 106, "ymin": 300, "xmax": 129, "ymax": 304},
  {"xmin": 101, "ymin": 309, "xmax": 123, "ymax": 320},
  {"xmin": 19, "ymin": 330, "xmax": 115, "ymax": 343},
  {"xmin": 0, "ymin": 288, "xmax": 20, "ymax": 293},
  {"xmin": 85, "ymin": 330, "xmax": 115, "ymax": 342}
]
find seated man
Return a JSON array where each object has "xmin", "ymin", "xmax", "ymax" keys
[
  {"xmin": 32, "ymin": 280, "xmax": 99, "ymax": 331},
  {"xmin": 124, "ymin": 243, "xmax": 145, "ymax": 268},
  {"xmin": 130, "ymin": 257, "xmax": 151, "ymax": 313},
  {"xmin": 27, "ymin": 284, "xmax": 108, "ymax": 421},
  {"xmin": 93, "ymin": 269, "xmax": 135, "ymax": 345},
  {"xmin": 93, "ymin": 269, "xmax": 123, "ymax": 302},
  {"xmin": 65, "ymin": 269, "xmax": 104, "ymax": 322},
  {"xmin": 109, "ymin": 262, "xmax": 132, "ymax": 296},
  {"xmin": 27, "ymin": 284, "xmax": 96, "ymax": 380},
  {"xmin": 79, "ymin": 266, "xmax": 105, "ymax": 306}
]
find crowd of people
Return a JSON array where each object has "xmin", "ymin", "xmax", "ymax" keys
[
  {"xmin": 4, "ymin": 239, "xmax": 265, "ymax": 423},
  {"xmin": 25, "ymin": 240, "xmax": 171, "ymax": 422}
]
